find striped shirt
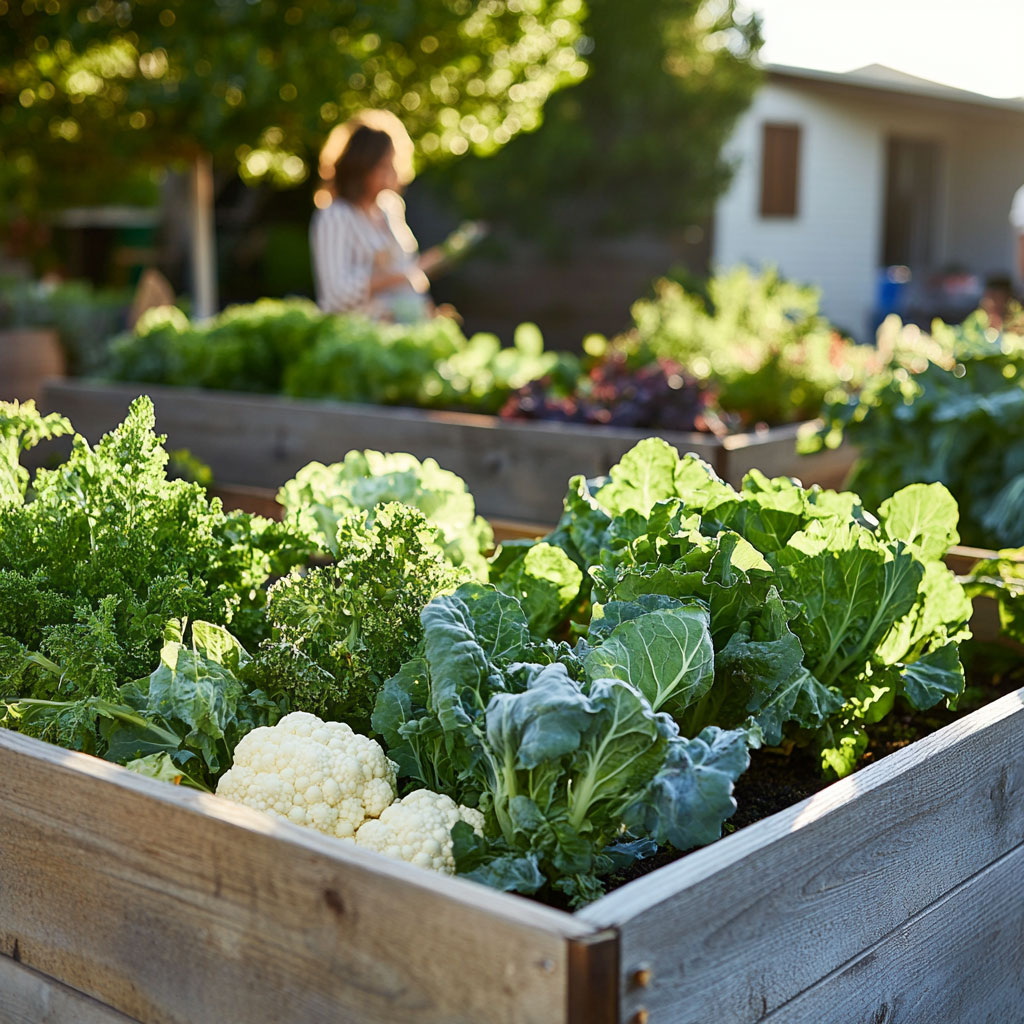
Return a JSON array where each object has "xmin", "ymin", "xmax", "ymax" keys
[{"xmin": 309, "ymin": 190, "xmax": 427, "ymax": 320}]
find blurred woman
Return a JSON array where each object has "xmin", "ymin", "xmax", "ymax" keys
[{"xmin": 310, "ymin": 111, "xmax": 441, "ymax": 322}]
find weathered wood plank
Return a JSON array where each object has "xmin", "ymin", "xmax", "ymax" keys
[
  {"xmin": 761, "ymin": 841, "xmax": 1024, "ymax": 1024},
  {"xmin": 0, "ymin": 730, "xmax": 597, "ymax": 1024},
  {"xmin": 40, "ymin": 381, "xmax": 851, "ymax": 521},
  {"xmin": 579, "ymin": 688, "xmax": 1024, "ymax": 1024},
  {"xmin": 0, "ymin": 956, "xmax": 139, "ymax": 1024},
  {"xmin": 41, "ymin": 380, "xmax": 713, "ymax": 521},
  {"xmin": 721, "ymin": 421, "xmax": 857, "ymax": 491}
]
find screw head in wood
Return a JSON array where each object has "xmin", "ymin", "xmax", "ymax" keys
[{"xmin": 631, "ymin": 966, "xmax": 653, "ymax": 988}]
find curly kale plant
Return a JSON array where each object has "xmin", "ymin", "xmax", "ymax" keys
[
  {"xmin": 0, "ymin": 396, "xmax": 308, "ymax": 710},
  {"xmin": 247, "ymin": 502, "xmax": 469, "ymax": 731}
]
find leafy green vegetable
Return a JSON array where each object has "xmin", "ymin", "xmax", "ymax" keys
[
  {"xmin": 808, "ymin": 313, "xmax": 1024, "ymax": 548},
  {"xmin": 963, "ymin": 547, "xmax": 1024, "ymax": 645},
  {"xmin": 278, "ymin": 449, "xmax": 493, "ymax": 580},
  {"xmin": 0, "ymin": 400, "xmax": 71, "ymax": 504},
  {"xmin": 494, "ymin": 438, "xmax": 971, "ymax": 775},
  {"xmin": 0, "ymin": 396, "xmax": 308, "ymax": 704},
  {"xmin": 103, "ymin": 300, "xmax": 578, "ymax": 417},
  {"xmin": 2, "ymin": 619, "xmax": 281, "ymax": 789},
  {"xmin": 373, "ymin": 582, "xmax": 750, "ymax": 904},
  {"xmin": 611, "ymin": 267, "xmax": 876, "ymax": 426},
  {"xmin": 247, "ymin": 503, "xmax": 469, "ymax": 731}
]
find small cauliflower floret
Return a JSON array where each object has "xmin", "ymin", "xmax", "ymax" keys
[
  {"xmin": 353, "ymin": 789, "xmax": 485, "ymax": 874},
  {"xmin": 216, "ymin": 711, "xmax": 397, "ymax": 838}
]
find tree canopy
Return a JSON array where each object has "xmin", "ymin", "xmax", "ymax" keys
[
  {"xmin": 433, "ymin": 0, "xmax": 763, "ymax": 240},
  {"xmin": 0, "ymin": 0, "xmax": 587, "ymax": 216}
]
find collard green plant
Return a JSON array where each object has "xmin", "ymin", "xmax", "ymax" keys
[
  {"xmin": 373, "ymin": 582, "xmax": 751, "ymax": 904},
  {"xmin": 491, "ymin": 437, "xmax": 972, "ymax": 777},
  {"xmin": 807, "ymin": 313, "xmax": 1024, "ymax": 549}
]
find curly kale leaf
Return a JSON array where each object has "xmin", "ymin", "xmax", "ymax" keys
[
  {"xmin": 247, "ymin": 502, "xmax": 469, "ymax": 730},
  {"xmin": 0, "ymin": 396, "xmax": 309, "ymax": 689}
]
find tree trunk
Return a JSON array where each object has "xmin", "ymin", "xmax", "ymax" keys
[{"xmin": 189, "ymin": 152, "xmax": 218, "ymax": 319}]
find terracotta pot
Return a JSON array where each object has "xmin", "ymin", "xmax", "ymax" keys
[{"xmin": 0, "ymin": 327, "xmax": 65, "ymax": 403}]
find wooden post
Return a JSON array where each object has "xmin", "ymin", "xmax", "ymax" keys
[{"xmin": 189, "ymin": 152, "xmax": 218, "ymax": 320}]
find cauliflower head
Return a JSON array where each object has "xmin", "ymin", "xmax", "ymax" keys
[
  {"xmin": 353, "ymin": 789, "xmax": 485, "ymax": 874},
  {"xmin": 216, "ymin": 711, "xmax": 397, "ymax": 838}
]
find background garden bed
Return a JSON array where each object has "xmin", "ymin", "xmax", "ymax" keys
[{"xmin": 39, "ymin": 380, "xmax": 857, "ymax": 522}]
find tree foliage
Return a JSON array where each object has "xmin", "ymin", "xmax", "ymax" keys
[
  {"xmin": 434, "ymin": 0, "xmax": 762, "ymax": 238},
  {"xmin": 0, "ymin": 0, "xmax": 587, "ymax": 215}
]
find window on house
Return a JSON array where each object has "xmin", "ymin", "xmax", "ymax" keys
[{"xmin": 760, "ymin": 123, "xmax": 801, "ymax": 218}]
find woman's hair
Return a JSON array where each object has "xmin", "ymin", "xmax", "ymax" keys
[
  {"xmin": 315, "ymin": 110, "xmax": 414, "ymax": 209},
  {"xmin": 331, "ymin": 125, "xmax": 394, "ymax": 202}
]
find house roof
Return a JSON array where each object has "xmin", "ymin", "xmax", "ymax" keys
[{"xmin": 765, "ymin": 62, "xmax": 1024, "ymax": 116}]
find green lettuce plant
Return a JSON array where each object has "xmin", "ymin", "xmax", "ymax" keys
[{"xmin": 278, "ymin": 449, "xmax": 493, "ymax": 580}]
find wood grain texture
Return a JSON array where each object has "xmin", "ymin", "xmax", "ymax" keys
[
  {"xmin": 761, "ymin": 842, "xmax": 1024, "ymax": 1024},
  {"xmin": 0, "ymin": 730, "xmax": 593, "ymax": 1024},
  {"xmin": 40, "ymin": 381, "xmax": 849, "ymax": 521},
  {"xmin": 0, "ymin": 956, "xmax": 139, "ymax": 1024},
  {"xmin": 579, "ymin": 688, "xmax": 1024, "ymax": 1024},
  {"xmin": 721, "ymin": 421, "xmax": 857, "ymax": 492}
]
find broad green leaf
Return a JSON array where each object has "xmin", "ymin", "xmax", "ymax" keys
[
  {"xmin": 485, "ymin": 664, "xmax": 594, "ymax": 770},
  {"xmin": 583, "ymin": 606, "xmax": 714, "ymax": 715},
  {"xmin": 496, "ymin": 542, "xmax": 583, "ymax": 636},
  {"xmin": 567, "ymin": 678, "xmax": 667, "ymax": 830},
  {"xmin": 627, "ymin": 726, "xmax": 750, "ymax": 849},
  {"xmin": 588, "ymin": 595, "xmax": 683, "ymax": 639},
  {"xmin": 900, "ymin": 643, "xmax": 965, "ymax": 709},
  {"xmin": 879, "ymin": 483, "xmax": 959, "ymax": 561},
  {"xmin": 595, "ymin": 437, "xmax": 681, "ymax": 516}
]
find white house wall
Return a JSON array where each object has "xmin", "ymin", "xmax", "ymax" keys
[
  {"xmin": 713, "ymin": 80, "xmax": 1022, "ymax": 338},
  {"xmin": 944, "ymin": 122, "xmax": 1024, "ymax": 284}
]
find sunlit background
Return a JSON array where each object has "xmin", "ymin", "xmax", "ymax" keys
[{"xmin": 750, "ymin": 0, "xmax": 1024, "ymax": 97}]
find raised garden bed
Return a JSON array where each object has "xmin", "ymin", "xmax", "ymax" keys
[
  {"xmin": 39, "ymin": 380, "xmax": 856, "ymax": 522},
  {"xmin": 3, "ymin": 668, "xmax": 1023, "ymax": 1023}
]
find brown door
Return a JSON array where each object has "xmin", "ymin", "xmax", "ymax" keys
[{"xmin": 882, "ymin": 137, "xmax": 941, "ymax": 270}]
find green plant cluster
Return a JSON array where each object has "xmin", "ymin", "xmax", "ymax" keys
[
  {"xmin": 277, "ymin": 449, "xmax": 494, "ymax": 581},
  {"xmin": 808, "ymin": 313, "xmax": 1024, "ymax": 549},
  {"xmin": 0, "ymin": 401, "xmax": 983, "ymax": 906},
  {"xmin": 104, "ymin": 301, "xmax": 579, "ymax": 414},
  {"xmin": 0, "ymin": 397, "xmax": 310, "ymax": 775},
  {"xmin": 488, "ymin": 439, "xmax": 971, "ymax": 774},
  {"xmin": 609, "ymin": 267, "xmax": 878, "ymax": 427}
]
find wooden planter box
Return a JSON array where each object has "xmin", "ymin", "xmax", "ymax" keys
[
  {"xmin": 3, "ymin": 676, "xmax": 1023, "ymax": 1024},
  {"xmin": 39, "ymin": 380, "xmax": 856, "ymax": 522}
]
